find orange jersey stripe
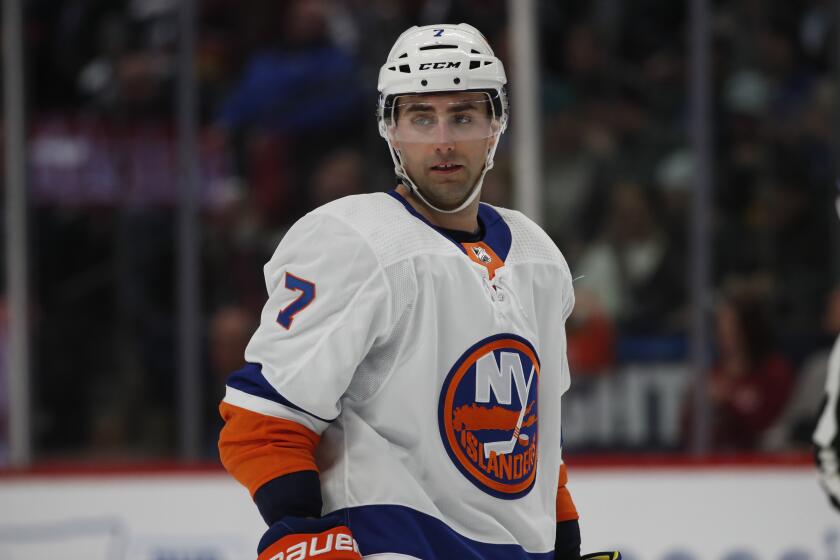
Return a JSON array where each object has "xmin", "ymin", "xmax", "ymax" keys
[
  {"xmin": 556, "ymin": 463, "xmax": 579, "ymax": 522},
  {"xmin": 218, "ymin": 401, "xmax": 321, "ymax": 496}
]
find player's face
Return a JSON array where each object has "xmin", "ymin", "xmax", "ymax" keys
[{"xmin": 390, "ymin": 92, "xmax": 498, "ymax": 211}]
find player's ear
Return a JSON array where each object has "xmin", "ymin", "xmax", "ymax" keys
[
  {"xmin": 485, "ymin": 129, "xmax": 500, "ymax": 154},
  {"xmin": 487, "ymin": 119, "xmax": 502, "ymax": 145}
]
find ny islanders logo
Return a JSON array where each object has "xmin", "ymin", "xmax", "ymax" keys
[{"xmin": 438, "ymin": 334, "xmax": 539, "ymax": 499}]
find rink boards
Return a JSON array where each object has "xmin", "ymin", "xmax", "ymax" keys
[{"xmin": 0, "ymin": 461, "xmax": 835, "ymax": 560}]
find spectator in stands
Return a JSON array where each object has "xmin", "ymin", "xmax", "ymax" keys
[
  {"xmin": 215, "ymin": 0, "xmax": 364, "ymax": 136},
  {"xmin": 704, "ymin": 282, "xmax": 795, "ymax": 450},
  {"xmin": 212, "ymin": 0, "xmax": 368, "ymax": 223},
  {"xmin": 574, "ymin": 181, "xmax": 686, "ymax": 334},
  {"xmin": 542, "ymin": 109, "xmax": 607, "ymax": 253},
  {"xmin": 477, "ymin": 155, "xmax": 512, "ymax": 209},
  {"xmin": 206, "ymin": 305, "xmax": 255, "ymax": 454},
  {"xmin": 566, "ymin": 288, "xmax": 616, "ymax": 375},
  {"xmin": 309, "ymin": 147, "xmax": 366, "ymax": 209}
]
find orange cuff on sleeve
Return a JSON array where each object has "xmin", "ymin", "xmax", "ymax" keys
[
  {"xmin": 218, "ymin": 401, "xmax": 321, "ymax": 496},
  {"xmin": 556, "ymin": 463, "xmax": 579, "ymax": 522}
]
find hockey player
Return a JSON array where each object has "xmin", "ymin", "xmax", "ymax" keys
[
  {"xmin": 815, "ymin": 334, "xmax": 840, "ymax": 510},
  {"xmin": 218, "ymin": 23, "xmax": 619, "ymax": 559},
  {"xmin": 814, "ymin": 193, "xmax": 840, "ymax": 512}
]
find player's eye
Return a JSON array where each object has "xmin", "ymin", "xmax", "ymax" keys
[
  {"xmin": 411, "ymin": 115, "xmax": 436, "ymax": 127},
  {"xmin": 452, "ymin": 113, "xmax": 474, "ymax": 125}
]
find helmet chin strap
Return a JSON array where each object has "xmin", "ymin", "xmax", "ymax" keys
[{"xmin": 387, "ymin": 134, "xmax": 502, "ymax": 215}]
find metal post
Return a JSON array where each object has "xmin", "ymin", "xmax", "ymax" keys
[
  {"xmin": 689, "ymin": 0, "xmax": 713, "ymax": 455},
  {"xmin": 4, "ymin": 0, "xmax": 31, "ymax": 467},
  {"xmin": 508, "ymin": 0, "xmax": 543, "ymax": 224},
  {"xmin": 177, "ymin": 0, "xmax": 202, "ymax": 461}
]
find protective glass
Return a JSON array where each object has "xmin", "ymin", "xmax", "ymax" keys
[{"xmin": 388, "ymin": 93, "xmax": 499, "ymax": 144}]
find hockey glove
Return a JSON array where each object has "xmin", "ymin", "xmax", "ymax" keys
[
  {"xmin": 581, "ymin": 552, "xmax": 622, "ymax": 560},
  {"xmin": 257, "ymin": 515, "xmax": 361, "ymax": 560}
]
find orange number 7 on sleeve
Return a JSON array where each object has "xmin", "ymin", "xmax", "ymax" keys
[{"xmin": 276, "ymin": 273, "xmax": 316, "ymax": 329}]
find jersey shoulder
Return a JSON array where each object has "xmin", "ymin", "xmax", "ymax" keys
[
  {"xmin": 492, "ymin": 206, "xmax": 569, "ymax": 269},
  {"xmin": 310, "ymin": 191, "xmax": 402, "ymax": 226},
  {"xmin": 261, "ymin": 197, "xmax": 396, "ymax": 302},
  {"xmin": 492, "ymin": 205, "xmax": 575, "ymax": 316},
  {"xmin": 311, "ymin": 192, "xmax": 458, "ymax": 267}
]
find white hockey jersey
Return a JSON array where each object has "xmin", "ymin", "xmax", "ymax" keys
[
  {"xmin": 222, "ymin": 190, "xmax": 576, "ymax": 559},
  {"xmin": 814, "ymin": 334, "xmax": 840, "ymax": 504}
]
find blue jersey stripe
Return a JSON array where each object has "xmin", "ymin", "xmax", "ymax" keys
[
  {"xmin": 226, "ymin": 362, "xmax": 334, "ymax": 424},
  {"xmin": 337, "ymin": 504, "xmax": 554, "ymax": 559},
  {"xmin": 477, "ymin": 202, "xmax": 512, "ymax": 262}
]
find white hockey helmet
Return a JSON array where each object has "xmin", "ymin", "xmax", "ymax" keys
[{"xmin": 377, "ymin": 23, "xmax": 509, "ymax": 213}]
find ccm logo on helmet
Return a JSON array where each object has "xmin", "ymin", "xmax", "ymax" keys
[{"xmin": 419, "ymin": 61, "xmax": 462, "ymax": 70}]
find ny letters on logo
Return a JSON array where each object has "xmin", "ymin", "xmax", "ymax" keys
[{"xmin": 476, "ymin": 352, "xmax": 530, "ymax": 408}]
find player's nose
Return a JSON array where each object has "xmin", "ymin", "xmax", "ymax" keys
[{"xmin": 432, "ymin": 122, "xmax": 455, "ymax": 151}]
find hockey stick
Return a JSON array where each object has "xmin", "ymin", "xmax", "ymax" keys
[{"xmin": 484, "ymin": 364, "xmax": 534, "ymax": 458}]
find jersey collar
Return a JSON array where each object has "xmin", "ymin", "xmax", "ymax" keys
[{"xmin": 387, "ymin": 189, "xmax": 512, "ymax": 262}]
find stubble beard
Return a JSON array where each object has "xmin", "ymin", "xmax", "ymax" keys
[
  {"xmin": 414, "ymin": 175, "xmax": 474, "ymax": 211},
  {"xmin": 398, "ymin": 140, "xmax": 492, "ymax": 211},
  {"xmin": 408, "ymin": 156, "xmax": 490, "ymax": 211}
]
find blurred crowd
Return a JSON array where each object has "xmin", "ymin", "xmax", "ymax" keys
[{"xmin": 6, "ymin": 0, "xmax": 837, "ymax": 461}]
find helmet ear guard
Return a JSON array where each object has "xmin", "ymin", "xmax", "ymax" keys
[{"xmin": 376, "ymin": 23, "xmax": 509, "ymax": 214}]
